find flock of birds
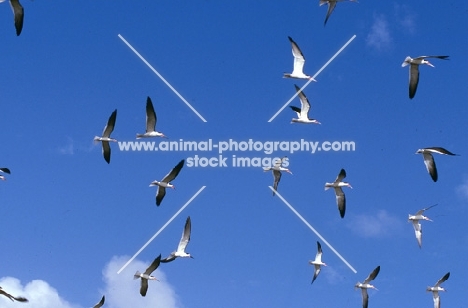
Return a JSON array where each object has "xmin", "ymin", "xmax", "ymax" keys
[{"xmin": 0, "ymin": 0, "xmax": 459, "ymax": 307}]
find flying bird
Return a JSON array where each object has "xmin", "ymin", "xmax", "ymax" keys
[
  {"xmin": 263, "ymin": 156, "xmax": 292, "ymax": 196},
  {"xmin": 309, "ymin": 241, "xmax": 327, "ymax": 284},
  {"xmin": 0, "ymin": 286, "xmax": 28, "ymax": 302},
  {"xmin": 134, "ymin": 254, "xmax": 162, "ymax": 297},
  {"xmin": 0, "ymin": 167, "xmax": 10, "ymax": 181},
  {"xmin": 92, "ymin": 295, "xmax": 105, "ymax": 308},
  {"xmin": 150, "ymin": 159, "xmax": 185, "ymax": 206},
  {"xmin": 355, "ymin": 265, "xmax": 380, "ymax": 308},
  {"xmin": 290, "ymin": 84, "xmax": 321, "ymax": 124},
  {"xmin": 426, "ymin": 272, "xmax": 450, "ymax": 308},
  {"xmin": 93, "ymin": 109, "xmax": 117, "ymax": 164},
  {"xmin": 136, "ymin": 96, "xmax": 167, "ymax": 139},
  {"xmin": 325, "ymin": 168, "xmax": 352, "ymax": 218},
  {"xmin": 408, "ymin": 204, "xmax": 437, "ymax": 248},
  {"xmin": 416, "ymin": 147, "xmax": 458, "ymax": 182},
  {"xmin": 319, "ymin": 0, "xmax": 357, "ymax": 26},
  {"xmin": 401, "ymin": 55, "xmax": 449, "ymax": 99},
  {"xmin": 161, "ymin": 216, "xmax": 193, "ymax": 263},
  {"xmin": 283, "ymin": 36, "xmax": 316, "ymax": 80},
  {"xmin": 0, "ymin": 0, "xmax": 23, "ymax": 36}
]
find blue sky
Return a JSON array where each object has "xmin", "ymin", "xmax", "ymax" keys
[{"xmin": 1, "ymin": 1, "xmax": 467, "ymax": 307}]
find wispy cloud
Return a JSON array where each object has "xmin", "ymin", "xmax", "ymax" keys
[
  {"xmin": 366, "ymin": 14, "xmax": 392, "ymax": 51},
  {"xmin": 394, "ymin": 4, "xmax": 416, "ymax": 35},
  {"xmin": 0, "ymin": 256, "xmax": 182, "ymax": 308},
  {"xmin": 58, "ymin": 137, "xmax": 75, "ymax": 155},
  {"xmin": 456, "ymin": 178, "xmax": 468, "ymax": 201},
  {"xmin": 346, "ymin": 209, "xmax": 403, "ymax": 238}
]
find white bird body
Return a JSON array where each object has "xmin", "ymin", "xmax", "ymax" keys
[
  {"xmin": 94, "ymin": 109, "xmax": 117, "ymax": 164},
  {"xmin": 136, "ymin": 96, "xmax": 167, "ymax": 139},
  {"xmin": 161, "ymin": 216, "xmax": 193, "ymax": 263},
  {"xmin": 290, "ymin": 84, "xmax": 321, "ymax": 124},
  {"xmin": 426, "ymin": 272, "xmax": 450, "ymax": 308},
  {"xmin": 284, "ymin": 37, "xmax": 316, "ymax": 80},
  {"xmin": 263, "ymin": 156, "xmax": 292, "ymax": 196},
  {"xmin": 134, "ymin": 254, "xmax": 161, "ymax": 297},
  {"xmin": 325, "ymin": 168, "xmax": 352, "ymax": 218},
  {"xmin": 402, "ymin": 55, "xmax": 449, "ymax": 99},
  {"xmin": 150, "ymin": 159, "xmax": 185, "ymax": 206},
  {"xmin": 416, "ymin": 147, "xmax": 458, "ymax": 182},
  {"xmin": 408, "ymin": 204, "xmax": 436, "ymax": 248},
  {"xmin": 309, "ymin": 241, "xmax": 326, "ymax": 284},
  {"xmin": 355, "ymin": 266, "xmax": 380, "ymax": 308}
]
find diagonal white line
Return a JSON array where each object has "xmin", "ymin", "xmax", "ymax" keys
[
  {"xmin": 117, "ymin": 34, "xmax": 207, "ymax": 123},
  {"xmin": 269, "ymin": 186, "xmax": 357, "ymax": 274},
  {"xmin": 268, "ymin": 34, "xmax": 357, "ymax": 122},
  {"xmin": 117, "ymin": 186, "xmax": 206, "ymax": 274}
]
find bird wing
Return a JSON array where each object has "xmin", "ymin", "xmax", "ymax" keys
[
  {"xmin": 160, "ymin": 252, "xmax": 177, "ymax": 263},
  {"xmin": 323, "ymin": 1, "xmax": 337, "ymax": 26},
  {"xmin": 92, "ymin": 295, "xmax": 105, "ymax": 308},
  {"xmin": 361, "ymin": 287, "xmax": 369, "ymax": 308},
  {"xmin": 288, "ymin": 37, "xmax": 306, "ymax": 75},
  {"xmin": 417, "ymin": 204, "xmax": 438, "ymax": 215},
  {"xmin": 177, "ymin": 216, "xmax": 191, "ymax": 253},
  {"xmin": 102, "ymin": 141, "xmax": 111, "ymax": 164},
  {"xmin": 434, "ymin": 272, "xmax": 450, "ymax": 287},
  {"xmin": 0, "ymin": 168, "xmax": 10, "ymax": 174},
  {"xmin": 102, "ymin": 109, "xmax": 117, "ymax": 137},
  {"xmin": 412, "ymin": 220, "xmax": 422, "ymax": 248},
  {"xmin": 140, "ymin": 278, "xmax": 149, "ymax": 297},
  {"xmin": 295, "ymin": 84, "xmax": 311, "ymax": 118},
  {"xmin": 432, "ymin": 291, "xmax": 440, "ymax": 308},
  {"xmin": 334, "ymin": 187, "xmax": 346, "ymax": 218},
  {"xmin": 145, "ymin": 96, "xmax": 157, "ymax": 133},
  {"xmin": 335, "ymin": 168, "xmax": 346, "ymax": 182},
  {"xmin": 416, "ymin": 55, "xmax": 449, "ymax": 61},
  {"xmin": 311, "ymin": 264, "xmax": 321, "ymax": 284},
  {"xmin": 408, "ymin": 64, "xmax": 420, "ymax": 99},
  {"xmin": 425, "ymin": 147, "xmax": 457, "ymax": 156},
  {"xmin": 363, "ymin": 266, "xmax": 380, "ymax": 284},
  {"xmin": 315, "ymin": 241, "xmax": 323, "ymax": 262},
  {"xmin": 272, "ymin": 170, "xmax": 282, "ymax": 196},
  {"xmin": 144, "ymin": 254, "xmax": 162, "ymax": 276},
  {"xmin": 9, "ymin": 0, "xmax": 23, "ymax": 36},
  {"xmin": 289, "ymin": 106, "xmax": 302, "ymax": 118},
  {"xmin": 162, "ymin": 159, "xmax": 185, "ymax": 183},
  {"xmin": 156, "ymin": 186, "xmax": 166, "ymax": 206},
  {"xmin": 422, "ymin": 152, "xmax": 437, "ymax": 182}
]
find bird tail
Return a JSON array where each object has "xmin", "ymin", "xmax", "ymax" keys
[
  {"xmin": 93, "ymin": 136, "xmax": 100, "ymax": 143},
  {"xmin": 136, "ymin": 134, "xmax": 144, "ymax": 139},
  {"xmin": 324, "ymin": 183, "xmax": 333, "ymax": 190},
  {"xmin": 401, "ymin": 57, "xmax": 411, "ymax": 67},
  {"xmin": 133, "ymin": 271, "xmax": 141, "ymax": 279}
]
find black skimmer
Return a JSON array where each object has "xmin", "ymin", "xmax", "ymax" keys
[
  {"xmin": 320, "ymin": 0, "xmax": 357, "ymax": 26},
  {"xmin": 161, "ymin": 216, "xmax": 193, "ymax": 263},
  {"xmin": 92, "ymin": 295, "xmax": 105, "ymax": 308},
  {"xmin": 355, "ymin": 265, "xmax": 380, "ymax": 308},
  {"xmin": 283, "ymin": 37, "xmax": 316, "ymax": 80},
  {"xmin": 0, "ymin": 0, "xmax": 23, "ymax": 35},
  {"xmin": 416, "ymin": 147, "xmax": 458, "ymax": 182},
  {"xmin": 309, "ymin": 241, "xmax": 327, "ymax": 284},
  {"xmin": 0, "ymin": 167, "xmax": 10, "ymax": 181},
  {"xmin": 136, "ymin": 96, "xmax": 167, "ymax": 139},
  {"xmin": 0, "ymin": 286, "xmax": 28, "ymax": 302},
  {"xmin": 150, "ymin": 159, "xmax": 185, "ymax": 206},
  {"xmin": 325, "ymin": 168, "xmax": 352, "ymax": 218},
  {"xmin": 426, "ymin": 272, "xmax": 450, "ymax": 308},
  {"xmin": 408, "ymin": 204, "xmax": 437, "ymax": 248},
  {"xmin": 290, "ymin": 84, "xmax": 321, "ymax": 124},
  {"xmin": 134, "ymin": 254, "xmax": 162, "ymax": 297},
  {"xmin": 401, "ymin": 55, "xmax": 449, "ymax": 99},
  {"xmin": 93, "ymin": 109, "xmax": 117, "ymax": 164},
  {"xmin": 263, "ymin": 156, "xmax": 292, "ymax": 196}
]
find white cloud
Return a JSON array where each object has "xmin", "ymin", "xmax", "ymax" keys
[
  {"xmin": 346, "ymin": 209, "xmax": 403, "ymax": 238},
  {"xmin": 102, "ymin": 255, "xmax": 183, "ymax": 308},
  {"xmin": 0, "ymin": 277, "xmax": 78, "ymax": 308},
  {"xmin": 0, "ymin": 256, "xmax": 183, "ymax": 308},
  {"xmin": 366, "ymin": 14, "xmax": 392, "ymax": 51}
]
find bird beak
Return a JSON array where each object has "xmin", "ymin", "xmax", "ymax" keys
[{"xmin": 427, "ymin": 62, "xmax": 435, "ymax": 67}]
